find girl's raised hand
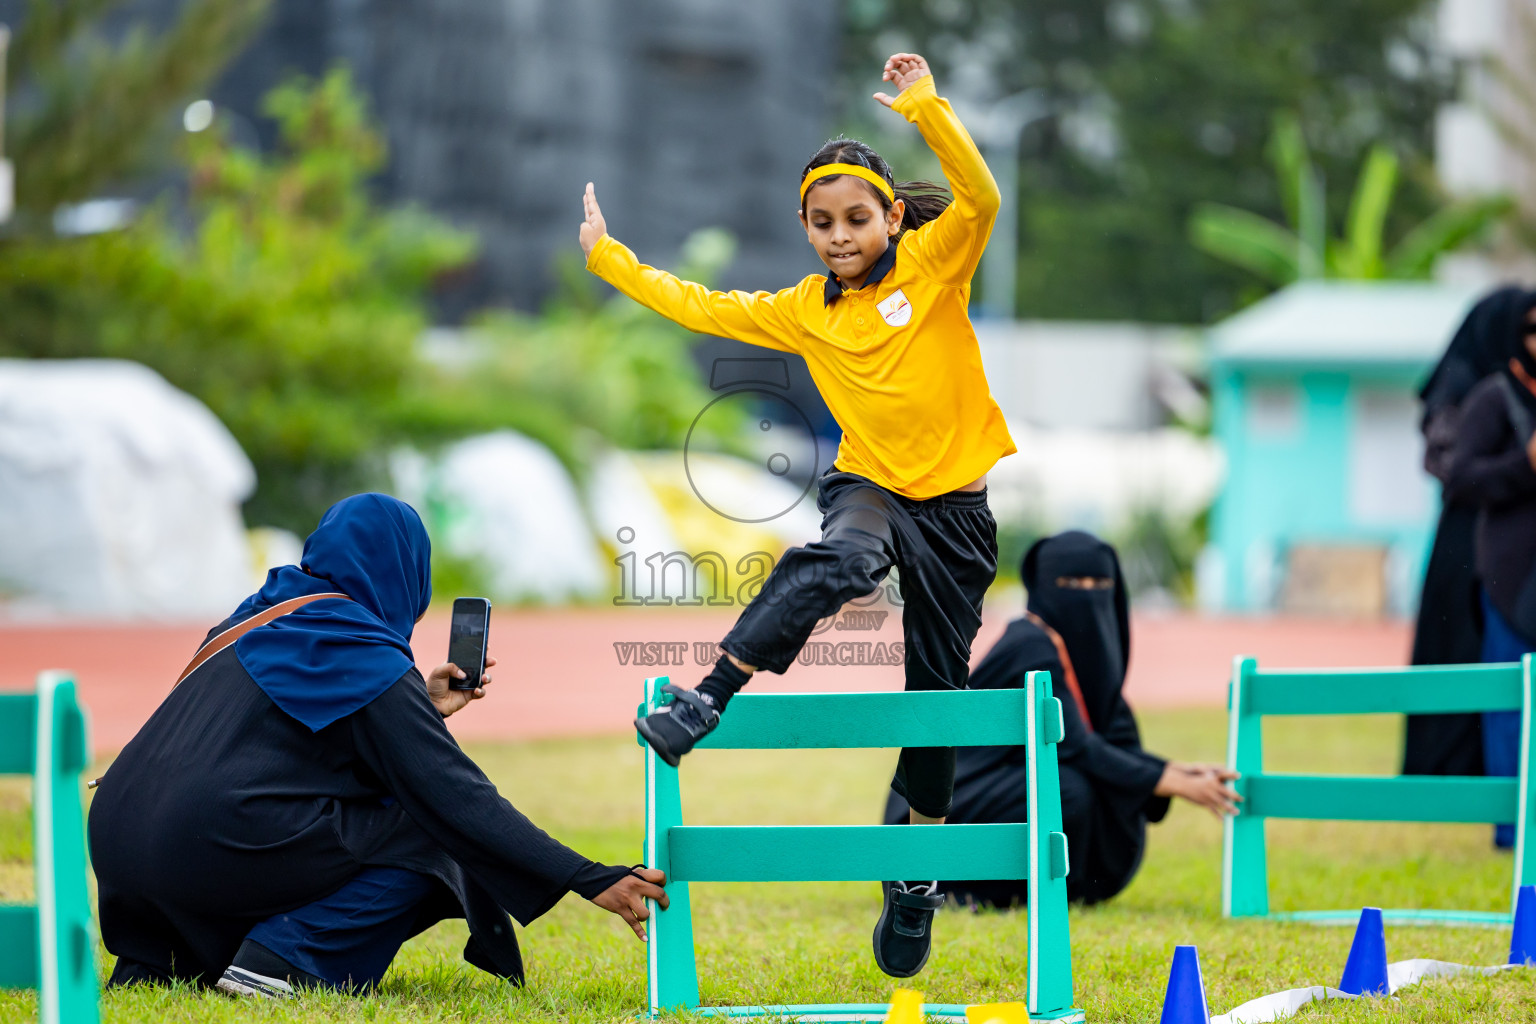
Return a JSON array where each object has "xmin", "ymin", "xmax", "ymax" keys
[
  {"xmin": 874, "ymin": 52, "xmax": 932, "ymax": 108},
  {"xmin": 579, "ymin": 182, "xmax": 607, "ymax": 256}
]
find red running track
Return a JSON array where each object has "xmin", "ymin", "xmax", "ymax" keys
[{"xmin": 0, "ymin": 604, "xmax": 1412, "ymax": 754}]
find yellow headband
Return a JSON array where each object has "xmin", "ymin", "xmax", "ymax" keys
[{"xmin": 799, "ymin": 163, "xmax": 895, "ymax": 205}]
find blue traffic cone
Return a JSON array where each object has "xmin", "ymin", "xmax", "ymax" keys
[
  {"xmin": 1510, "ymin": 885, "xmax": 1536, "ymax": 965},
  {"xmin": 1338, "ymin": 907, "xmax": 1389, "ymax": 996},
  {"xmin": 1159, "ymin": 945, "xmax": 1209, "ymax": 1024}
]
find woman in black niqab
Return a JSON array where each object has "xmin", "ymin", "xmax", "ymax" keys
[
  {"xmin": 89, "ymin": 494, "xmax": 665, "ymax": 996},
  {"xmin": 1406, "ymin": 287, "xmax": 1536, "ymax": 776},
  {"xmin": 884, "ymin": 531, "xmax": 1237, "ymax": 906},
  {"xmin": 1441, "ymin": 305, "xmax": 1536, "ymax": 847}
]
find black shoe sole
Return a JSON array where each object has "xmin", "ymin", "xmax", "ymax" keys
[
  {"xmin": 634, "ymin": 717, "xmax": 683, "ymax": 767},
  {"xmin": 872, "ymin": 881, "xmax": 933, "ymax": 979}
]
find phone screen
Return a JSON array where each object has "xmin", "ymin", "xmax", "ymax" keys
[{"xmin": 447, "ymin": 598, "xmax": 490, "ymax": 690}]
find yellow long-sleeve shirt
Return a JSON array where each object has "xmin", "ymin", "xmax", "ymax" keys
[{"xmin": 586, "ymin": 74, "xmax": 1017, "ymax": 500}]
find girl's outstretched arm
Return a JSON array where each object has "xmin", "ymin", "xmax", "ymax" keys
[
  {"xmin": 876, "ymin": 54, "xmax": 1001, "ymax": 287},
  {"xmin": 579, "ymin": 183, "xmax": 804, "ymax": 354}
]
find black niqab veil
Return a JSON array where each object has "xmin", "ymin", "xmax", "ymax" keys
[
  {"xmin": 884, "ymin": 530, "xmax": 1167, "ymax": 906},
  {"xmin": 1022, "ymin": 531, "xmax": 1129, "ymax": 730},
  {"xmin": 1504, "ymin": 319, "xmax": 1536, "ymax": 421},
  {"xmin": 1420, "ymin": 286, "xmax": 1536, "ymax": 416}
]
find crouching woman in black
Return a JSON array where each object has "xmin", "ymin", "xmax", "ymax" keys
[
  {"xmin": 884, "ymin": 531, "xmax": 1238, "ymax": 905},
  {"xmin": 89, "ymin": 493, "xmax": 665, "ymax": 996}
]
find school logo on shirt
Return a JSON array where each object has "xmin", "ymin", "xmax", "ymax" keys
[{"xmin": 877, "ymin": 288, "xmax": 913, "ymax": 327}]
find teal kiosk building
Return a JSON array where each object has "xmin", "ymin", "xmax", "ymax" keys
[{"xmin": 1206, "ymin": 281, "xmax": 1483, "ymax": 614}]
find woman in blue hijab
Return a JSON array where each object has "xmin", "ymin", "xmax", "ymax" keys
[{"xmin": 90, "ymin": 494, "xmax": 665, "ymax": 997}]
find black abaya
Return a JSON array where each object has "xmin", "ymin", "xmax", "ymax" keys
[
  {"xmin": 1404, "ymin": 500, "xmax": 1485, "ymax": 775},
  {"xmin": 89, "ymin": 641, "xmax": 626, "ymax": 987},
  {"xmin": 1405, "ymin": 287, "xmax": 1536, "ymax": 775},
  {"xmin": 883, "ymin": 532, "xmax": 1169, "ymax": 906},
  {"xmin": 883, "ymin": 618, "xmax": 1168, "ymax": 905}
]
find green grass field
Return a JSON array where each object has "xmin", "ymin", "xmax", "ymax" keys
[{"xmin": 3, "ymin": 708, "xmax": 1535, "ymax": 1022}]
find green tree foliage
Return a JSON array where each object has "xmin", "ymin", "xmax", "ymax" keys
[
  {"xmin": 1190, "ymin": 113, "xmax": 1511, "ymax": 285},
  {"xmin": 0, "ymin": 69, "xmax": 479, "ymax": 531},
  {"xmin": 842, "ymin": 0, "xmax": 1455, "ymax": 322},
  {"xmin": 1, "ymin": 54, "xmax": 735, "ymax": 533},
  {"xmin": 468, "ymin": 229, "xmax": 746, "ymax": 465},
  {"xmin": 2, "ymin": 0, "xmax": 269, "ymax": 232},
  {"xmin": 0, "ymin": 0, "xmax": 781, "ymax": 536}
]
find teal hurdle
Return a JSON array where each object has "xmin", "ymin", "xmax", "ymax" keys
[
  {"xmin": 1223, "ymin": 655, "xmax": 1536, "ymax": 927},
  {"xmin": 0, "ymin": 672, "xmax": 100, "ymax": 1024},
  {"xmin": 640, "ymin": 673, "xmax": 1082, "ymax": 1022}
]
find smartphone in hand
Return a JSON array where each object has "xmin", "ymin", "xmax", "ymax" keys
[{"xmin": 447, "ymin": 597, "xmax": 491, "ymax": 691}]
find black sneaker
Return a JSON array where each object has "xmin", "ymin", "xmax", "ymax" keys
[
  {"xmin": 873, "ymin": 880, "xmax": 944, "ymax": 978},
  {"xmin": 635, "ymin": 684, "xmax": 720, "ymax": 767},
  {"xmin": 217, "ymin": 938, "xmax": 327, "ymax": 997}
]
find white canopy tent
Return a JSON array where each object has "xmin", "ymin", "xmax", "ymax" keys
[{"xmin": 0, "ymin": 359, "xmax": 256, "ymax": 617}]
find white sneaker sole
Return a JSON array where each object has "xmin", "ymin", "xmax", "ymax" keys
[{"xmin": 216, "ymin": 966, "xmax": 294, "ymax": 1000}]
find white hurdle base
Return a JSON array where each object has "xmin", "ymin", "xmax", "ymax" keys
[
  {"xmin": 1269, "ymin": 909, "xmax": 1511, "ymax": 928},
  {"xmin": 677, "ymin": 1005, "xmax": 1086, "ymax": 1023}
]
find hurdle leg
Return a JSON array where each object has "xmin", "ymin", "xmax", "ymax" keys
[
  {"xmin": 1223, "ymin": 657, "xmax": 1269, "ymax": 917},
  {"xmin": 1515, "ymin": 656, "xmax": 1536, "ymax": 916},
  {"xmin": 1025, "ymin": 671, "xmax": 1079, "ymax": 1020},
  {"xmin": 35, "ymin": 673, "xmax": 99, "ymax": 1024},
  {"xmin": 642, "ymin": 676, "xmax": 699, "ymax": 1015}
]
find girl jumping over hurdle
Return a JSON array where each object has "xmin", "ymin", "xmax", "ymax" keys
[{"xmin": 580, "ymin": 52, "xmax": 1014, "ymax": 978}]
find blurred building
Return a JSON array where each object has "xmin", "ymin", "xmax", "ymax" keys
[
  {"xmin": 974, "ymin": 321, "xmax": 1203, "ymax": 431},
  {"xmin": 0, "ymin": 24, "xmax": 10, "ymax": 225},
  {"xmin": 202, "ymin": 0, "xmax": 844, "ymax": 461},
  {"xmin": 207, "ymin": 0, "xmax": 838, "ymax": 313},
  {"xmin": 1437, "ymin": 0, "xmax": 1536, "ymax": 282},
  {"xmin": 1204, "ymin": 281, "xmax": 1482, "ymax": 617}
]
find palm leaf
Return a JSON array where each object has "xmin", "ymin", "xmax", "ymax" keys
[
  {"xmin": 1267, "ymin": 112, "xmax": 1308, "ymax": 231},
  {"xmin": 1189, "ymin": 202, "xmax": 1305, "ymax": 286},
  {"xmin": 1267, "ymin": 112, "xmax": 1326, "ymax": 276},
  {"xmin": 1385, "ymin": 196, "xmax": 1514, "ymax": 279},
  {"xmin": 1332, "ymin": 145, "xmax": 1397, "ymax": 279},
  {"xmin": 1297, "ymin": 157, "xmax": 1326, "ymax": 279}
]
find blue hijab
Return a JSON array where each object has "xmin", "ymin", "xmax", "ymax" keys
[{"xmin": 231, "ymin": 493, "xmax": 433, "ymax": 731}]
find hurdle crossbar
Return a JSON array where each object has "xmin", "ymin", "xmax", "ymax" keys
[
  {"xmin": 641, "ymin": 676, "xmax": 1083, "ymax": 1022},
  {"xmin": 1222, "ymin": 655, "xmax": 1536, "ymax": 927}
]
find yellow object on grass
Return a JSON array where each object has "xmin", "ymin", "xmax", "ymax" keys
[
  {"xmin": 884, "ymin": 989, "xmax": 925, "ymax": 1024},
  {"xmin": 964, "ymin": 1002, "xmax": 1031, "ymax": 1024}
]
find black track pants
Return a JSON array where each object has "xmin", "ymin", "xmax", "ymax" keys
[{"xmin": 720, "ymin": 468, "xmax": 998, "ymax": 818}]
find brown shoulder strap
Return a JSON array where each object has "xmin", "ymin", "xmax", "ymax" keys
[
  {"xmin": 1024, "ymin": 611, "xmax": 1094, "ymax": 734},
  {"xmin": 174, "ymin": 592, "xmax": 351, "ymax": 687}
]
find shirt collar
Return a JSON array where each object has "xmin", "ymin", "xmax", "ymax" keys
[{"xmin": 823, "ymin": 242, "xmax": 898, "ymax": 307}]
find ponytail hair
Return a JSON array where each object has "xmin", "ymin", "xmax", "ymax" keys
[{"xmin": 799, "ymin": 137, "xmax": 951, "ymax": 231}]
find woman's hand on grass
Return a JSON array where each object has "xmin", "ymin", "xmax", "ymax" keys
[
  {"xmin": 426, "ymin": 655, "xmax": 495, "ymax": 718},
  {"xmin": 1155, "ymin": 761, "xmax": 1241, "ymax": 819},
  {"xmin": 592, "ymin": 867, "xmax": 669, "ymax": 941},
  {"xmin": 579, "ymin": 182, "xmax": 607, "ymax": 256},
  {"xmin": 874, "ymin": 52, "xmax": 932, "ymax": 108}
]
